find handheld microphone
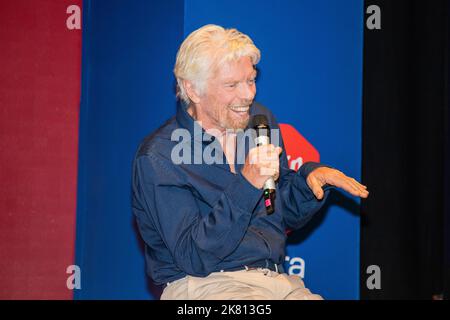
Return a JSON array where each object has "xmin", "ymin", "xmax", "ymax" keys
[{"xmin": 251, "ymin": 114, "xmax": 276, "ymax": 215}]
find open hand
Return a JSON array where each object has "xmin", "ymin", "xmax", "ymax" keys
[{"xmin": 306, "ymin": 167, "xmax": 369, "ymax": 200}]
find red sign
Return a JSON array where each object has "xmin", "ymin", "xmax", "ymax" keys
[{"xmin": 279, "ymin": 123, "xmax": 320, "ymax": 171}]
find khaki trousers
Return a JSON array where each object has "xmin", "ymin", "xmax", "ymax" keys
[{"xmin": 160, "ymin": 268, "xmax": 323, "ymax": 300}]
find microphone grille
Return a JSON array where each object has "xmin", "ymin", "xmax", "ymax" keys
[{"xmin": 250, "ymin": 114, "xmax": 269, "ymax": 129}]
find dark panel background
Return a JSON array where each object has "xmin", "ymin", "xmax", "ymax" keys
[{"xmin": 361, "ymin": 0, "xmax": 448, "ymax": 299}]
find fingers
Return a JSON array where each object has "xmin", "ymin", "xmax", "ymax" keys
[
  {"xmin": 248, "ymin": 145, "xmax": 281, "ymax": 174},
  {"xmin": 330, "ymin": 176, "xmax": 363, "ymax": 197},
  {"xmin": 349, "ymin": 179, "xmax": 369, "ymax": 198},
  {"xmin": 259, "ymin": 157, "xmax": 280, "ymax": 181},
  {"xmin": 260, "ymin": 167, "xmax": 279, "ymax": 181},
  {"xmin": 349, "ymin": 177, "xmax": 367, "ymax": 190},
  {"xmin": 249, "ymin": 144, "xmax": 282, "ymax": 164},
  {"xmin": 341, "ymin": 175, "xmax": 369, "ymax": 198},
  {"xmin": 326, "ymin": 170, "xmax": 369, "ymax": 198},
  {"xmin": 243, "ymin": 144, "xmax": 282, "ymax": 189}
]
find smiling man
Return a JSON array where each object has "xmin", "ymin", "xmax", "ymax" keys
[
  {"xmin": 184, "ymin": 54, "xmax": 256, "ymax": 131},
  {"xmin": 132, "ymin": 24, "xmax": 368, "ymax": 300}
]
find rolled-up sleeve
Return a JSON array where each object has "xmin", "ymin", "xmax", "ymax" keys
[{"xmin": 278, "ymin": 158, "xmax": 333, "ymax": 230}]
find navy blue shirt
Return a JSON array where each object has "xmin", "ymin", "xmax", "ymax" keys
[{"xmin": 132, "ymin": 102, "xmax": 331, "ymax": 285}]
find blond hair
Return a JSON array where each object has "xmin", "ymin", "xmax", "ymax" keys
[{"xmin": 174, "ymin": 24, "xmax": 261, "ymax": 104}]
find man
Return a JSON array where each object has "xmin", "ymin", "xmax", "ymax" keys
[{"xmin": 132, "ymin": 24, "xmax": 368, "ymax": 300}]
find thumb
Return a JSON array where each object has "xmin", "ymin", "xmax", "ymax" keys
[
  {"xmin": 308, "ymin": 176, "xmax": 324, "ymax": 200},
  {"xmin": 276, "ymin": 146, "xmax": 283, "ymax": 156}
]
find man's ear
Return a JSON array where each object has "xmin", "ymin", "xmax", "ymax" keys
[{"xmin": 183, "ymin": 80, "xmax": 201, "ymax": 104}]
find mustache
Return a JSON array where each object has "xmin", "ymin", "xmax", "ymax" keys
[{"xmin": 228, "ymin": 101, "xmax": 253, "ymax": 108}]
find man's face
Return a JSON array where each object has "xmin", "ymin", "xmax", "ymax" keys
[{"xmin": 196, "ymin": 56, "xmax": 257, "ymax": 131}]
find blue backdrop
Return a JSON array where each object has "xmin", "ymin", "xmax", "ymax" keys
[{"xmin": 76, "ymin": 0, "xmax": 364, "ymax": 299}]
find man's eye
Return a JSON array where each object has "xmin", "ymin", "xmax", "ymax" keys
[
  {"xmin": 248, "ymin": 79, "xmax": 256, "ymax": 85},
  {"xmin": 226, "ymin": 83, "xmax": 237, "ymax": 88}
]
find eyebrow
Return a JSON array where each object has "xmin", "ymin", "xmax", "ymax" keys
[{"xmin": 223, "ymin": 70, "xmax": 258, "ymax": 83}]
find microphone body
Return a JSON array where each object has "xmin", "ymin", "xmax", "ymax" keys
[{"xmin": 251, "ymin": 115, "xmax": 276, "ymax": 215}]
